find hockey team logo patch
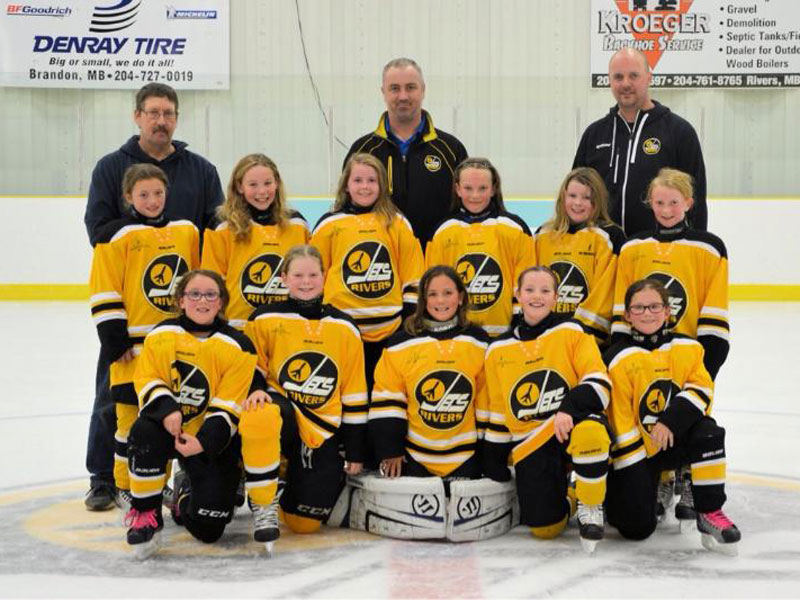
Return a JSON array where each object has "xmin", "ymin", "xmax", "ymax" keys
[
  {"xmin": 510, "ymin": 369, "xmax": 569, "ymax": 421},
  {"xmin": 551, "ymin": 261, "xmax": 589, "ymax": 313},
  {"xmin": 342, "ymin": 241, "xmax": 394, "ymax": 299},
  {"xmin": 142, "ymin": 254, "xmax": 189, "ymax": 312},
  {"xmin": 639, "ymin": 379, "xmax": 681, "ymax": 433},
  {"xmin": 642, "ymin": 137, "xmax": 661, "ymax": 155},
  {"xmin": 424, "ymin": 155, "xmax": 442, "ymax": 172},
  {"xmin": 646, "ymin": 271, "xmax": 687, "ymax": 327},
  {"xmin": 456, "ymin": 253, "xmax": 503, "ymax": 312},
  {"xmin": 170, "ymin": 360, "xmax": 211, "ymax": 421},
  {"xmin": 414, "ymin": 370, "xmax": 473, "ymax": 430},
  {"xmin": 278, "ymin": 351, "xmax": 339, "ymax": 408},
  {"xmin": 240, "ymin": 253, "xmax": 287, "ymax": 308}
]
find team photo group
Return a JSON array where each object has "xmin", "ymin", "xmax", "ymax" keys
[{"xmin": 83, "ymin": 50, "xmax": 740, "ymax": 560}]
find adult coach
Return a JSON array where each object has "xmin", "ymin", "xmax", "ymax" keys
[
  {"xmin": 573, "ymin": 48, "xmax": 707, "ymax": 236},
  {"xmin": 83, "ymin": 83, "xmax": 223, "ymax": 510},
  {"xmin": 345, "ymin": 58, "xmax": 467, "ymax": 246}
]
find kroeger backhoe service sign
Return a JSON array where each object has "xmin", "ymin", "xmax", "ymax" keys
[{"xmin": 591, "ymin": 0, "xmax": 800, "ymax": 88}]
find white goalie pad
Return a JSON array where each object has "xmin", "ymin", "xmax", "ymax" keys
[
  {"xmin": 446, "ymin": 478, "xmax": 519, "ymax": 542},
  {"xmin": 346, "ymin": 474, "xmax": 446, "ymax": 540}
]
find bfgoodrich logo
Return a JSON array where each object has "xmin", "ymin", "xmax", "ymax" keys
[
  {"xmin": 166, "ymin": 6, "xmax": 217, "ymax": 19},
  {"xmin": 6, "ymin": 4, "xmax": 72, "ymax": 16}
]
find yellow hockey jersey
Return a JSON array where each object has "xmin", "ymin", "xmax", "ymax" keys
[
  {"xmin": 89, "ymin": 217, "xmax": 200, "ymax": 404},
  {"xmin": 201, "ymin": 211, "xmax": 310, "ymax": 329},
  {"xmin": 426, "ymin": 209, "xmax": 536, "ymax": 337},
  {"xmin": 612, "ymin": 225, "xmax": 729, "ymax": 379},
  {"xmin": 535, "ymin": 223, "xmax": 625, "ymax": 342},
  {"xmin": 370, "ymin": 324, "xmax": 489, "ymax": 477},
  {"xmin": 245, "ymin": 299, "xmax": 369, "ymax": 462},
  {"xmin": 310, "ymin": 207, "xmax": 424, "ymax": 342},
  {"xmin": 603, "ymin": 331, "xmax": 714, "ymax": 471},
  {"xmin": 483, "ymin": 314, "xmax": 611, "ymax": 466},
  {"xmin": 134, "ymin": 316, "xmax": 257, "ymax": 455}
]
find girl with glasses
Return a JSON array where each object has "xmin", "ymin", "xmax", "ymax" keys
[
  {"xmin": 123, "ymin": 269, "xmax": 259, "ymax": 559},
  {"xmin": 603, "ymin": 279, "xmax": 740, "ymax": 555},
  {"xmin": 89, "ymin": 163, "xmax": 199, "ymax": 517}
]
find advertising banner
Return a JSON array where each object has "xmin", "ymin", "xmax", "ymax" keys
[
  {"xmin": 591, "ymin": 0, "xmax": 800, "ymax": 88},
  {"xmin": 0, "ymin": 0, "xmax": 229, "ymax": 89}
]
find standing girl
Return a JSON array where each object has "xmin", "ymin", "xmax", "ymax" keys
[
  {"xmin": 242, "ymin": 245, "xmax": 368, "ymax": 539},
  {"xmin": 89, "ymin": 164, "xmax": 199, "ymax": 509},
  {"xmin": 202, "ymin": 153, "xmax": 310, "ymax": 330},
  {"xmin": 604, "ymin": 279, "xmax": 740, "ymax": 554},
  {"xmin": 124, "ymin": 269, "xmax": 257, "ymax": 559},
  {"xmin": 612, "ymin": 168, "xmax": 729, "ymax": 380},
  {"xmin": 311, "ymin": 153, "xmax": 424, "ymax": 393},
  {"xmin": 483, "ymin": 266, "xmax": 612, "ymax": 553},
  {"xmin": 535, "ymin": 167, "xmax": 625, "ymax": 343},
  {"xmin": 426, "ymin": 157, "xmax": 535, "ymax": 337}
]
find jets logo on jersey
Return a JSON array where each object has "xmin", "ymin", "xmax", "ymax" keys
[
  {"xmin": 142, "ymin": 254, "xmax": 189, "ymax": 312},
  {"xmin": 170, "ymin": 360, "xmax": 211, "ymax": 421},
  {"xmin": 414, "ymin": 370, "xmax": 473, "ymax": 430},
  {"xmin": 647, "ymin": 272, "xmax": 687, "ymax": 327},
  {"xmin": 456, "ymin": 253, "xmax": 503, "ymax": 312},
  {"xmin": 342, "ymin": 241, "xmax": 394, "ymax": 299},
  {"xmin": 278, "ymin": 351, "xmax": 339, "ymax": 408},
  {"xmin": 639, "ymin": 379, "xmax": 681, "ymax": 433},
  {"xmin": 510, "ymin": 369, "xmax": 569, "ymax": 421},
  {"xmin": 551, "ymin": 261, "xmax": 588, "ymax": 313},
  {"xmin": 240, "ymin": 253, "xmax": 287, "ymax": 308}
]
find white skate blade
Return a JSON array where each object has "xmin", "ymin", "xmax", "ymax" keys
[
  {"xmin": 264, "ymin": 541, "xmax": 275, "ymax": 558},
  {"xmin": 701, "ymin": 533, "xmax": 738, "ymax": 556},
  {"xmin": 679, "ymin": 519, "xmax": 697, "ymax": 534},
  {"xmin": 133, "ymin": 532, "xmax": 161, "ymax": 561},
  {"xmin": 580, "ymin": 537, "xmax": 599, "ymax": 554}
]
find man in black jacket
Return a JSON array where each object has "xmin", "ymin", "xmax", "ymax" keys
[
  {"xmin": 573, "ymin": 48, "xmax": 707, "ymax": 236},
  {"xmin": 345, "ymin": 58, "xmax": 467, "ymax": 246},
  {"xmin": 83, "ymin": 83, "xmax": 223, "ymax": 509}
]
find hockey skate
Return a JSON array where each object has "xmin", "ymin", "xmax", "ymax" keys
[
  {"xmin": 675, "ymin": 466, "xmax": 696, "ymax": 532},
  {"xmin": 697, "ymin": 509, "xmax": 741, "ymax": 556},
  {"xmin": 115, "ymin": 489, "xmax": 133, "ymax": 525},
  {"xmin": 251, "ymin": 484, "xmax": 283, "ymax": 557},
  {"xmin": 124, "ymin": 508, "xmax": 164, "ymax": 560},
  {"xmin": 576, "ymin": 501, "xmax": 604, "ymax": 554},
  {"xmin": 656, "ymin": 472, "xmax": 675, "ymax": 522},
  {"xmin": 169, "ymin": 469, "xmax": 191, "ymax": 526},
  {"xmin": 235, "ymin": 473, "xmax": 246, "ymax": 508}
]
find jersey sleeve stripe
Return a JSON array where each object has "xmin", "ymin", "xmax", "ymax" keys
[{"xmin": 368, "ymin": 408, "xmax": 407, "ymax": 420}]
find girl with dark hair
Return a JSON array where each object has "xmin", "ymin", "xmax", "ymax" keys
[{"xmin": 369, "ymin": 265, "xmax": 488, "ymax": 479}]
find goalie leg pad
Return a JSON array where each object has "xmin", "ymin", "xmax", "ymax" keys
[
  {"xmin": 446, "ymin": 478, "xmax": 519, "ymax": 542},
  {"xmin": 347, "ymin": 475, "xmax": 446, "ymax": 540}
]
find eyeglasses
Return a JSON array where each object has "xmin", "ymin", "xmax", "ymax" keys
[
  {"xmin": 628, "ymin": 302, "xmax": 666, "ymax": 315},
  {"xmin": 183, "ymin": 290, "xmax": 220, "ymax": 302},
  {"xmin": 141, "ymin": 109, "xmax": 178, "ymax": 121}
]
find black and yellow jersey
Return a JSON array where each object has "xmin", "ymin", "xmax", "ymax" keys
[
  {"xmin": 89, "ymin": 217, "xmax": 199, "ymax": 404},
  {"xmin": 134, "ymin": 316, "xmax": 257, "ymax": 455},
  {"xmin": 535, "ymin": 223, "xmax": 625, "ymax": 342},
  {"xmin": 370, "ymin": 324, "xmax": 489, "ymax": 477},
  {"xmin": 483, "ymin": 314, "xmax": 611, "ymax": 466},
  {"xmin": 426, "ymin": 208, "xmax": 535, "ymax": 337},
  {"xmin": 201, "ymin": 211, "xmax": 310, "ymax": 329},
  {"xmin": 245, "ymin": 298, "xmax": 368, "ymax": 462},
  {"xmin": 310, "ymin": 206, "xmax": 424, "ymax": 342},
  {"xmin": 612, "ymin": 224, "xmax": 729, "ymax": 379},
  {"xmin": 603, "ymin": 330, "xmax": 714, "ymax": 471}
]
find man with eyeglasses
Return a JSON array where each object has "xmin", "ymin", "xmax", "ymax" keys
[{"xmin": 82, "ymin": 83, "xmax": 223, "ymax": 510}]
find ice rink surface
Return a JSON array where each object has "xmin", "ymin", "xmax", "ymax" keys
[{"xmin": 1, "ymin": 301, "xmax": 799, "ymax": 599}]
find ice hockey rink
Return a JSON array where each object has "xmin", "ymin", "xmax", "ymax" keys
[{"xmin": 1, "ymin": 301, "xmax": 799, "ymax": 599}]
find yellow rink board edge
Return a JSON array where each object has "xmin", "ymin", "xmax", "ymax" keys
[{"xmin": 1, "ymin": 283, "xmax": 799, "ymax": 302}]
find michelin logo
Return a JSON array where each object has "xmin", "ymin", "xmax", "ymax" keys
[{"xmin": 166, "ymin": 6, "xmax": 217, "ymax": 19}]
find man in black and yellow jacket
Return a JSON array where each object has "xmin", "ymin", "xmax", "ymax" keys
[{"xmin": 345, "ymin": 58, "xmax": 467, "ymax": 246}]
